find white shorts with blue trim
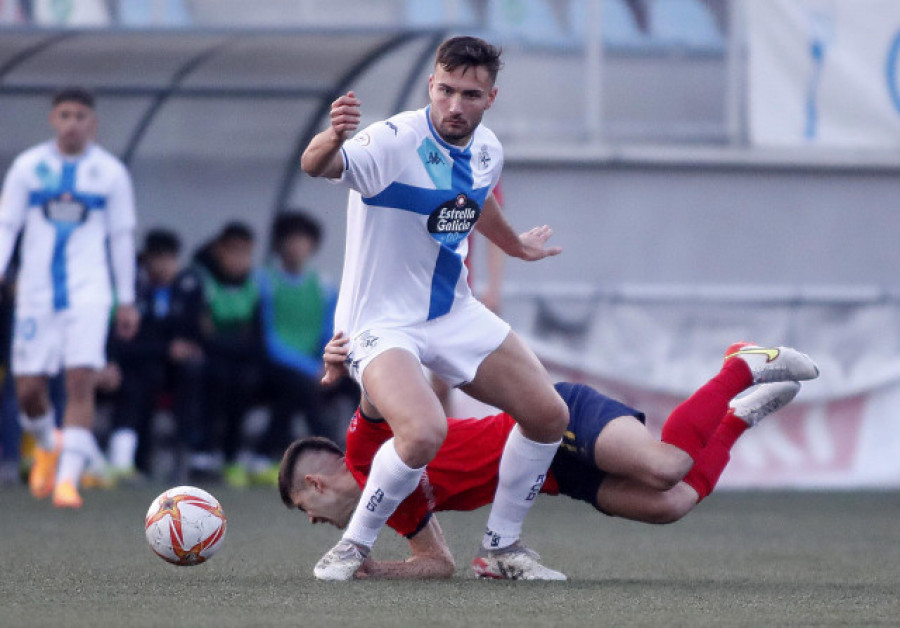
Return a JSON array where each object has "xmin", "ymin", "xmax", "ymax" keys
[
  {"xmin": 12, "ymin": 304, "xmax": 111, "ymax": 376},
  {"xmin": 346, "ymin": 297, "xmax": 510, "ymax": 392}
]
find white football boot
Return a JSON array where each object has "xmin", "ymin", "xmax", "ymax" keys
[
  {"xmin": 730, "ymin": 381, "xmax": 802, "ymax": 427},
  {"xmin": 724, "ymin": 342, "xmax": 819, "ymax": 384},
  {"xmin": 313, "ymin": 539, "xmax": 369, "ymax": 581},
  {"xmin": 472, "ymin": 541, "xmax": 567, "ymax": 581}
]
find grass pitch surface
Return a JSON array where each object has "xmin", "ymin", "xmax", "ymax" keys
[{"xmin": 2, "ymin": 486, "xmax": 899, "ymax": 627}]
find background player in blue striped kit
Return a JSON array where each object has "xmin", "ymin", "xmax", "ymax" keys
[{"xmin": 0, "ymin": 87, "xmax": 139, "ymax": 508}]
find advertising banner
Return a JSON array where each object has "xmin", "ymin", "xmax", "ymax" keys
[{"xmin": 746, "ymin": 0, "xmax": 900, "ymax": 146}]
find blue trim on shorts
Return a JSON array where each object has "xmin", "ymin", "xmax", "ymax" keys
[{"xmin": 550, "ymin": 382, "xmax": 645, "ymax": 511}]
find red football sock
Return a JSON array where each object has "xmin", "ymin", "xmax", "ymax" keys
[
  {"xmin": 660, "ymin": 358, "xmax": 753, "ymax": 460},
  {"xmin": 682, "ymin": 411, "xmax": 749, "ymax": 501}
]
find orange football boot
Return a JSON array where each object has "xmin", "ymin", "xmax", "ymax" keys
[
  {"xmin": 29, "ymin": 445, "xmax": 60, "ymax": 499},
  {"xmin": 52, "ymin": 480, "xmax": 83, "ymax": 509}
]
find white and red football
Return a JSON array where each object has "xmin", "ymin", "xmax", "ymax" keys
[{"xmin": 145, "ymin": 486, "xmax": 227, "ymax": 566}]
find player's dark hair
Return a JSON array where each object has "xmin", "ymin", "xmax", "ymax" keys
[
  {"xmin": 52, "ymin": 86, "xmax": 95, "ymax": 109},
  {"xmin": 217, "ymin": 221, "xmax": 255, "ymax": 244},
  {"xmin": 278, "ymin": 437, "xmax": 345, "ymax": 508},
  {"xmin": 142, "ymin": 228, "xmax": 181, "ymax": 257},
  {"xmin": 435, "ymin": 36, "xmax": 503, "ymax": 84},
  {"xmin": 271, "ymin": 211, "xmax": 322, "ymax": 251}
]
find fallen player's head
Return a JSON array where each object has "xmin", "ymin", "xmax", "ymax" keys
[{"xmin": 278, "ymin": 437, "xmax": 361, "ymax": 529}]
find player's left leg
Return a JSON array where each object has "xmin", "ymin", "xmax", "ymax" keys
[
  {"xmin": 52, "ymin": 366, "xmax": 101, "ymax": 508},
  {"xmin": 681, "ymin": 381, "xmax": 801, "ymax": 501},
  {"xmin": 461, "ymin": 331, "xmax": 568, "ymax": 580},
  {"xmin": 593, "ymin": 416, "xmax": 692, "ymax": 491},
  {"xmin": 659, "ymin": 355, "xmax": 756, "ymax": 464},
  {"xmin": 52, "ymin": 306, "xmax": 112, "ymax": 508}
]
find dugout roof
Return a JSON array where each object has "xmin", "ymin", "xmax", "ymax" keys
[{"xmin": 0, "ymin": 27, "xmax": 447, "ymax": 214}]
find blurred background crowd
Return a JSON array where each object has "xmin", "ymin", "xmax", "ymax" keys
[{"xmin": 0, "ymin": 210, "xmax": 360, "ymax": 487}]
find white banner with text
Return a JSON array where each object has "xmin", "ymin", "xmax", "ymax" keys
[{"xmin": 746, "ymin": 0, "xmax": 900, "ymax": 147}]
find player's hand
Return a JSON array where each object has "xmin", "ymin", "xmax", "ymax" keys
[
  {"xmin": 96, "ymin": 362, "xmax": 122, "ymax": 393},
  {"xmin": 115, "ymin": 304, "xmax": 140, "ymax": 340},
  {"xmin": 329, "ymin": 91, "xmax": 361, "ymax": 143},
  {"xmin": 321, "ymin": 331, "xmax": 350, "ymax": 387},
  {"xmin": 517, "ymin": 225, "xmax": 562, "ymax": 261},
  {"xmin": 354, "ymin": 557, "xmax": 376, "ymax": 579},
  {"xmin": 170, "ymin": 338, "xmax": 203, "ymax": 363}
]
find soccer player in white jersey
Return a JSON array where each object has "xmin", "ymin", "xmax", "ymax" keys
[
  {"xmin": 0, "ymin": 87, "xmax": 139, "ymax": 508},
  {"xmin": 301, "ymin": 36, "xmax": 570, "ymax": 580}
]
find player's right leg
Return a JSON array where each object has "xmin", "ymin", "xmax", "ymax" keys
[
  {"xmin": 15, "ymin": 375, "xmax": 58, "ymax": 499},
  {"xmin": 12, "ymin": 310, "xmax": 62, "ymax": 499},
  {"xmin": 315, "ymin": 345, "xmax": 446, "ymax": 580}
]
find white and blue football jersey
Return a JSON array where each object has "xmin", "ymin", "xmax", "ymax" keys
[
  {"xmin": 0, "ymin": 141, "xmax": 136, "ymax": 311},
  {"xmin": 333, "ymin": 107, "xmax": 503, "ymax": 334}
]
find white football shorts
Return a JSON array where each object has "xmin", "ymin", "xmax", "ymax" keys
[
  {"xmin": 12, "ymin": 304, "xmax": 111, "ymax": 375},
  {"xmin": 346, "ymin": 296, "xmax": 511, "ymax": 393}
]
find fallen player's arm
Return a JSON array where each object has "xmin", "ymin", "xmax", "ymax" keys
[{"xmin": 355, "ymin": 516, "xmax": 455, "ymax": 580}]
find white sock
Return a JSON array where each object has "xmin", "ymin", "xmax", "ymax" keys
[
  {"xmin": 55, "ymin": 427, "xmax": 97, "ymax": 487},
  {"xmin": 19, "ymin": 410, "xmax": 57, "ymax": 451},
  {"xmin": 342, "ymin": 438, "xmax": 425, "ymax": 549},
  {"xmin": 108, "ymin": 428, "xmax": 138, "ymax": 472},
  {"xmin": 483, "ymin": 425, "xmax": 561, "ymax": 550}
]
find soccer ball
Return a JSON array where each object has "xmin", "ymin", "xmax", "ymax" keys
[{"xmin": 145, "ymin": 485, "xmax": 227, "ymax": 566}]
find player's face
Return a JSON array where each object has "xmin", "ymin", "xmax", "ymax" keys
[
  {"xmin": 428, "ymin": 64, "xmax": 497, "ymax": 146},
  {"xmin": 50, "ymin": 101, "xmax": 96, "ymax": 156},
  {"xmin": 291, "ymin": 486, "xmax": 352, "ymax": 529},
  {"xmin": 145, "ymin": 252, "xmax": 179, "ymax": 286},
  {"xmin": 278, "ymin": 234, "xmax": 316, "ymax": 273},
  {"xmin": 216, "ymin": 238, "xmax": 254, "ymax": 279}
]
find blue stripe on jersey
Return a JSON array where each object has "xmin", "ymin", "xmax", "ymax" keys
[
  {"xmin": 51, "ymin": 163, "xmax": 78, "ymax": 310},
  {"xmin": 427, "ymin": 144, "xmax": 477, "ymax": 320},
  {"xmin": 28, "ymin": 160, "xmax": 108, "ymax": 311},
  {"xmin": 364, "ymin": 182, "xmax": 460, "ymax": 216}
]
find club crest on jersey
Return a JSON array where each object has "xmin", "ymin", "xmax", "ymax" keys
[
  {"xmin": 427, "ymin": 194, "xmax": 481, "ymax": 247},
  {"xmin": 478, "ymin": 144, "xmax": 491, "ymax": 169}
]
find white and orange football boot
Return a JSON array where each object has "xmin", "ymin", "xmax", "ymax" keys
[{"xmin": 724, "ymin": 342, "xmax": 819, "ymax": 384}]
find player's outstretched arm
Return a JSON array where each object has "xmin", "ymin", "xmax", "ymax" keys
[
  {"xmin": 300, "ymin": 91, "xmax": 361, "ymax": 179},
  {"xmin": 355, "ymin": 516, "xmax": 455, "ymax": 580},
  {"xmin": 476, "ymin": 193, "xmax": 562, "ymax": 261}
]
